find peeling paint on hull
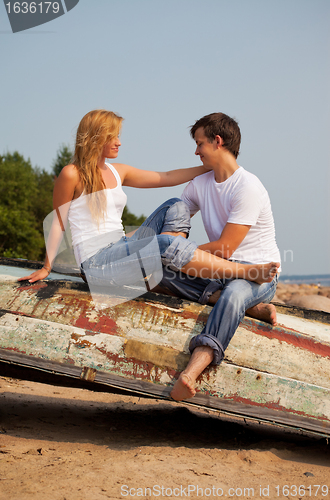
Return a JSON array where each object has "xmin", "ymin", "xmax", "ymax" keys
[{"xmin": 1, "ymin": 260, "xmax": 330, "ymax": 436}]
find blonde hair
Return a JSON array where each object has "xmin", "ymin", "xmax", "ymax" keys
[{"xmin": 72, "ymin": 109, "xmax": 123, "ymax": 223}]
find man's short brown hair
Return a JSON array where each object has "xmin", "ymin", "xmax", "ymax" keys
[{"xmin": 190, "ymin": 113, "xmax": 241, "ymax": 159}]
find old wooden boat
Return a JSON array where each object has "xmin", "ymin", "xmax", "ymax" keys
[{"xmin": 1, "ymin": 257, "xmax": 330, "ymax": 437}]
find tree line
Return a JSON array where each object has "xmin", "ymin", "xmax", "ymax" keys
[{"xmin": 0, "ymin": 146, "xmax": 145, "ymax": 261}]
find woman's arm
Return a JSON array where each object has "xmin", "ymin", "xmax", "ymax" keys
[
  {"xmin": 116, "ymin": 164, "xmax": 207, "ymax": 189},
  {"xmin": 18, "ymin": 165, "xmax": 79, "ymax": 283}
]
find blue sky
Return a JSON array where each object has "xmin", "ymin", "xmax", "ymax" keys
[{"xmin": 1, "ymin": 0, "xmax": 329, "ymax": 275}]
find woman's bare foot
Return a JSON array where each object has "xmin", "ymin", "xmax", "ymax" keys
[
  {"xmin": 246, "ymin": 303, "xmax": 277, "ymax": 326},
  {"xmin": 247, "ymin": 262, "xmax": 280, "ymax": 285},
  {"xmin": 170, "ymin": 373, "xmax": 196, "ymax": 401}
]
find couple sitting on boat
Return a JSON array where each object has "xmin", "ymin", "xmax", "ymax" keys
[{"xmin": 20, "ymin": 109, "xmax": 281, "ymax": 402}]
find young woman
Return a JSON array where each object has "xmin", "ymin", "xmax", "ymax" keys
[{"xmin": 20, "ymin": 110, "xmax": 279, "ymax": 288}]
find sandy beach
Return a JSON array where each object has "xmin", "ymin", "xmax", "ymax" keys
[{"xmin": 1, "ymin": 282, "xmax": 330, "ymax": 500}]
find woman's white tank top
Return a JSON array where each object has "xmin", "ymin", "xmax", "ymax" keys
[{"xmin": 68, "ymin": 163, "xmax": 127, "ymax": 266}]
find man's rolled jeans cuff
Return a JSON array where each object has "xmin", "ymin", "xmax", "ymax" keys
[
  {"xmin": 161, "ymin": 235, "xmax": 197, "ymax": 272},
  {"xmin": 198, "ymin": 280, "xmax": 224, "ymax": 305},
  {"xmin": 189, "ymin": 334, "xmax": 225, "ymax": 365}
]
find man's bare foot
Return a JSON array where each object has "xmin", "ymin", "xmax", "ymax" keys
[
  {"xmin": 246, "ymin": 303, "xmax": 277, "ymax": 326},
  {"xmin": 247, "ymin": 262, "xmax": 280, "ymax": 285},
  {"xmin": 170, "ymin": 373, "xmax": 196, "ymax": 401},
  {"xmin": 208, "ymin": 289, "xmax": 221, "ymax": 305},
  {"xmin": 171, "ymin": 347, "xmax": 213, "ymax": 401}
]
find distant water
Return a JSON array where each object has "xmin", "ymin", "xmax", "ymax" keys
[{"xmin": 279, "ymin": 274, "xmax": 330, "ymax": 287}]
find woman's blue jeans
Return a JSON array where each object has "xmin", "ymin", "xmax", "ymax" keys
[
  {"xmin": 81, "ymin": 198, "xmax": 197, "ymax": 295},
  {"xmin": 159, "ymin": 265, "xmax": 278, "ymax": 365}
]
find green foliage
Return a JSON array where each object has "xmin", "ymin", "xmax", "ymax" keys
[
  {"xmin": 0, "ymin": 152, "xmax": 53, "ymax": 260},
  {"xmin": 122, "ymin": 206, "xmax": 145, "ymax": 231},
  {"xmin": 51, "ymin": 144, "xmax": 73, "ymax": 177},
  {"xmin": 33, "ymin": 167, "xmax": 54, "ymax": 234}
]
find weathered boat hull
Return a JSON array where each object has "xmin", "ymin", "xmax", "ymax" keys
[{"xmin": 1, "ymin": 258, "xmax": 330, "ymax": 437}]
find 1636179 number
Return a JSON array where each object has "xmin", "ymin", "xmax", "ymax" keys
[
  {"xmin": 275, "ymin": 485, "xmax": 329, "ymax": 497},
  {"xmin": 5, "ymin": 2, "xmax": 60, "ymax": 14},
  {"xmin": 4, "ymin": 0, "xmax": 79, "ymax": 32}
]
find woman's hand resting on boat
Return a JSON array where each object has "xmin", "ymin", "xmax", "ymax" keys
[{"xmin": 18, "ymin": 267, "xmax": 50, "ymax": 283}]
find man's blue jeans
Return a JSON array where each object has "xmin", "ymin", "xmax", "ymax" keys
[
  {"xmin": 159, "ymin": 266, "xmax": 278, "ymax": 365},
  {"xmin": 81, "ymin": 198, "xmax": 197, "ymax": 290}
]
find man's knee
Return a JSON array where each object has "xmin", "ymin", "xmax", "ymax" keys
[{"xmin": 162, "ymin": 199, "xmax": 191, "ymax": 236}]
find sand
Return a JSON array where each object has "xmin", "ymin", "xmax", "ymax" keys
[
  {"xmin": 1, "ymin": 283, "xmax": 330, "ymax": 499},
  {"xmin": 1, "ymin": 377, "xmax": 330, "ymax": 500}
]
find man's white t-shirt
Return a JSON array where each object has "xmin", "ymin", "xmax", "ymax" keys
[{"xmin": 181, "ymin": 167, "xmax": 281, "ymax": 266}]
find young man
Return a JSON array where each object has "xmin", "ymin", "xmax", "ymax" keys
[{"xmin": 159, "ymin": 112, "xmax": 281, "ymax": 401}]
